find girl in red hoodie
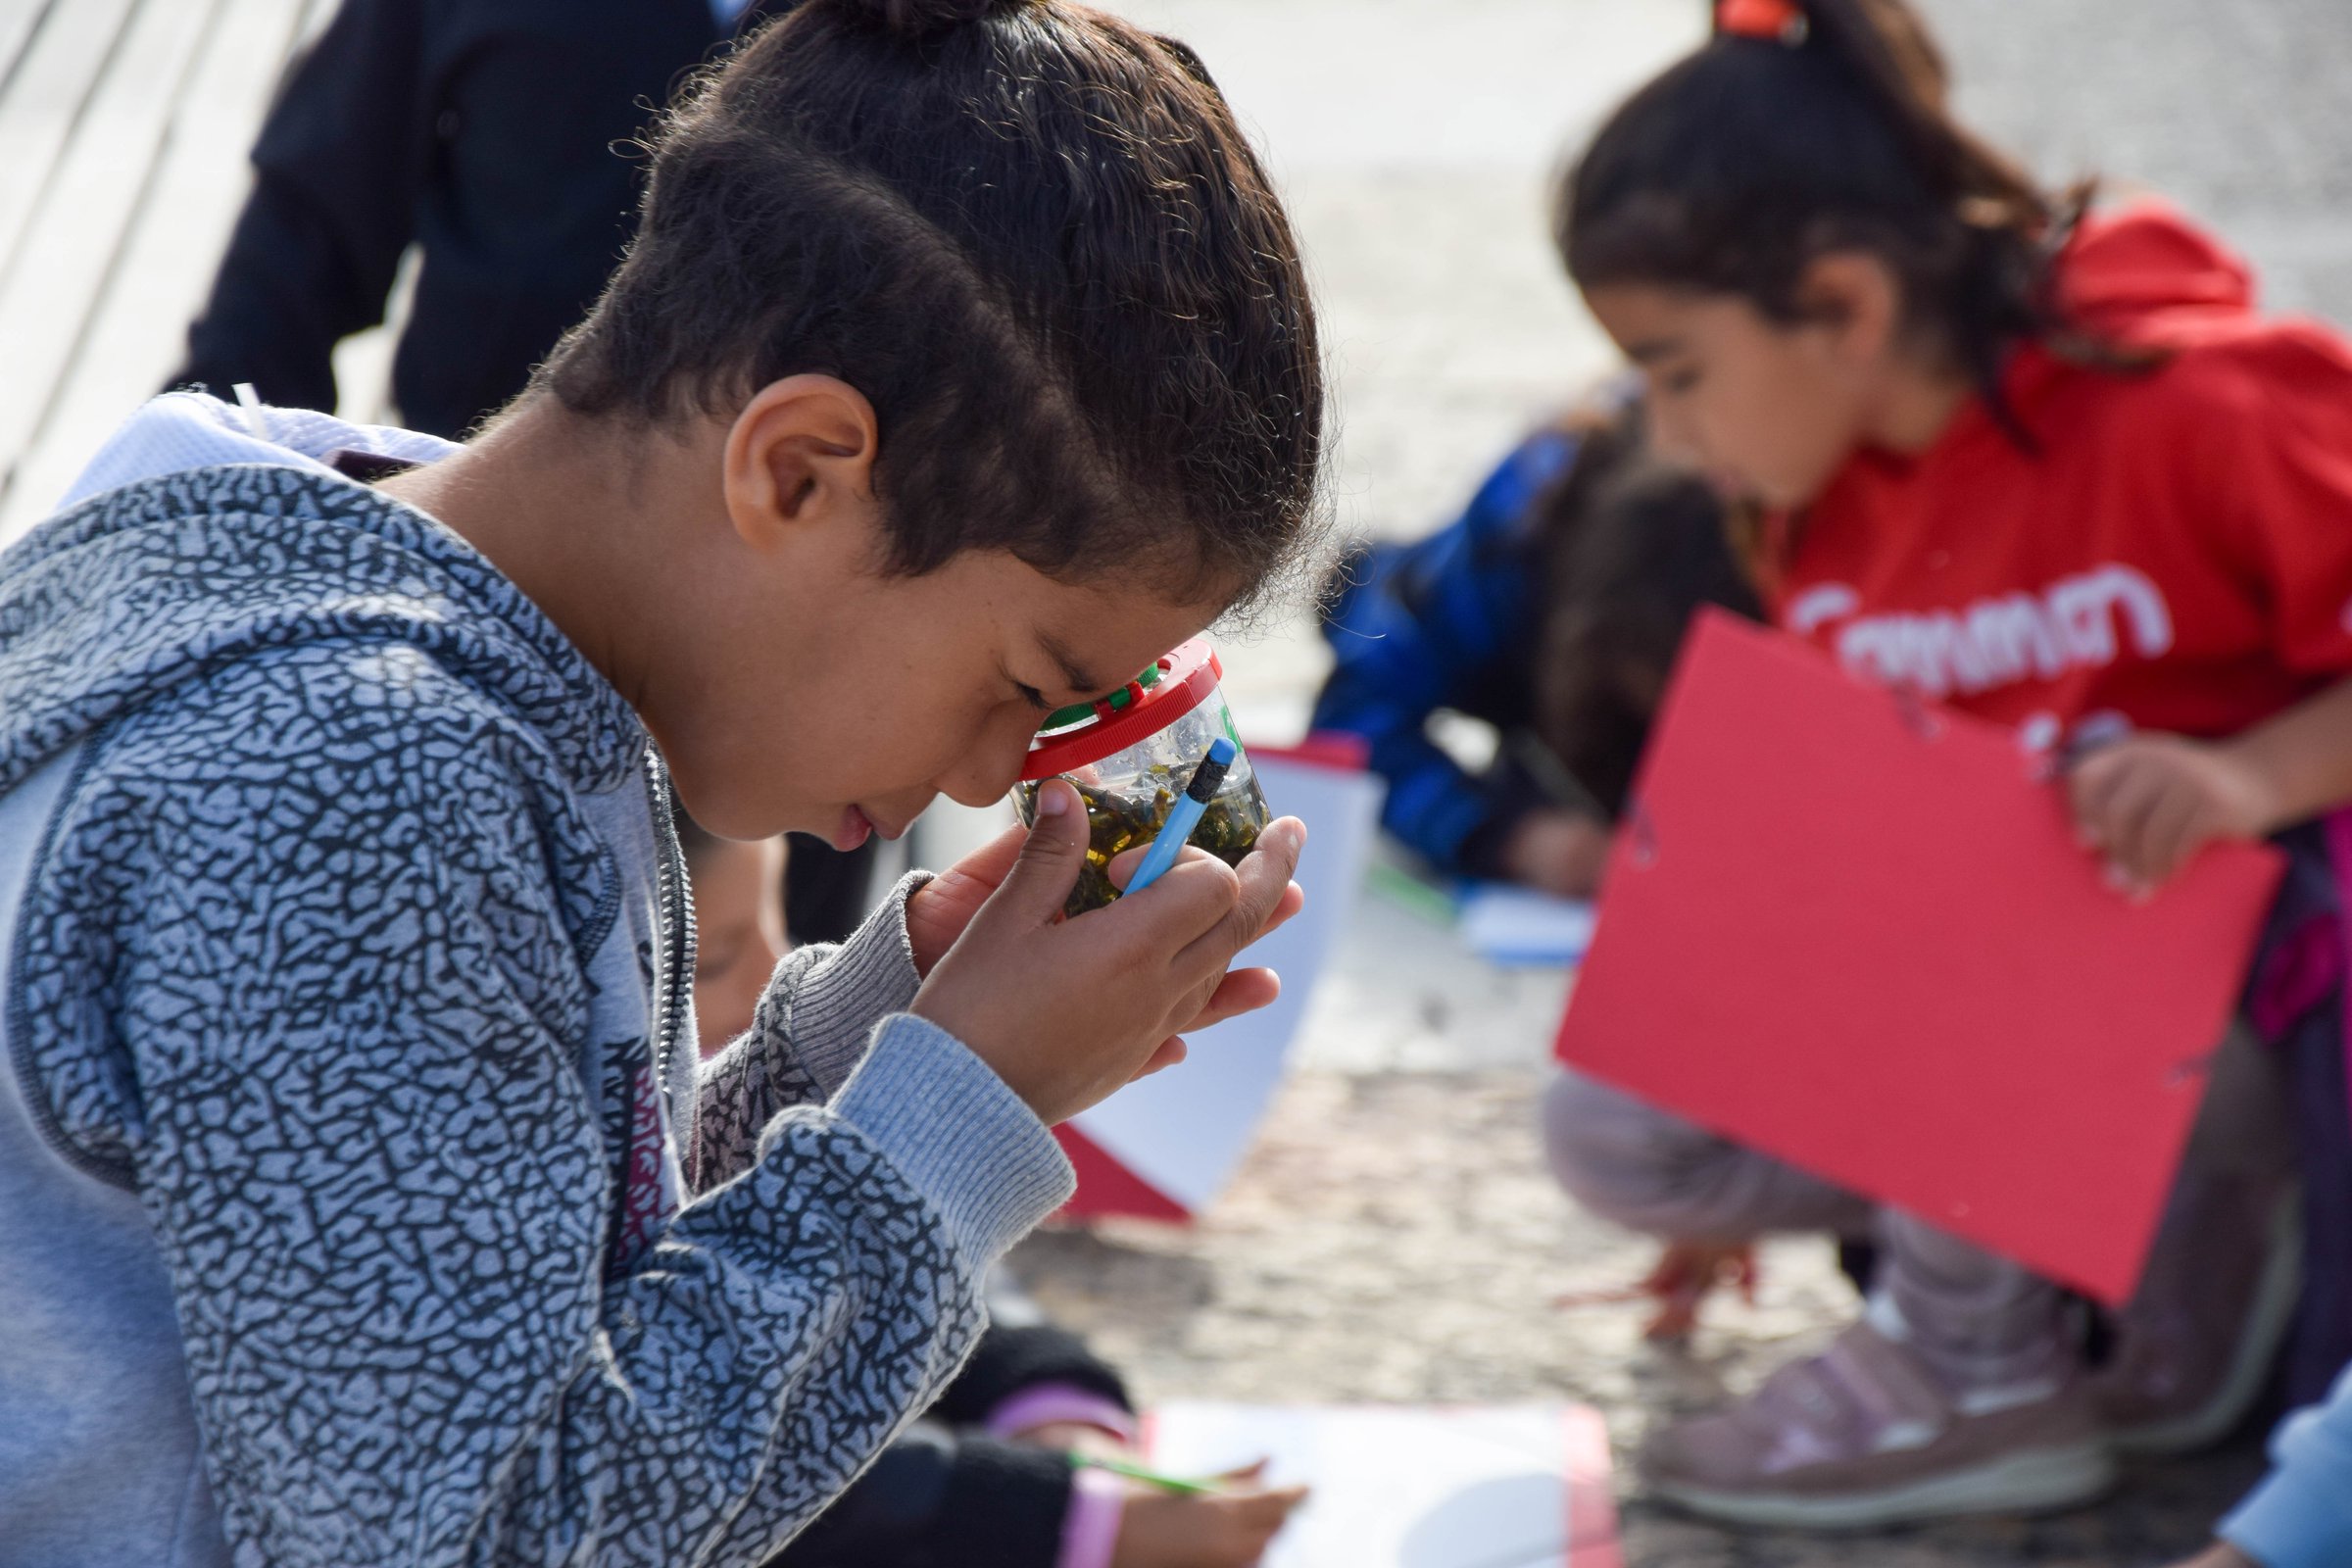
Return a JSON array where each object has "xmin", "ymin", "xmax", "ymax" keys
[{"xmin": 1545, "ymin": 0, "xmax": 2352, "ymax": 1532}]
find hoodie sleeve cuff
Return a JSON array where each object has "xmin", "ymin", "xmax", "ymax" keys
[
  {"xmin": 764, "ymin": 870, "xmax": 931, "ymax": 1102},
  {"xmin": 831, "ymin": 1013, "xmax": 1074, "ymax": 1266}
]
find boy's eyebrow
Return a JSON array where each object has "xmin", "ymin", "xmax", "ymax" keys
[
  {"xmin": 1038, "ymin": 632, "xmax": 1104, "ymax": 697},
  {"xmin": 1624, "ymin": 338, "xmax": 1681, "ymax": 366}
]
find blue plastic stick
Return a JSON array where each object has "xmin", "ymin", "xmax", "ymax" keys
[{"xmin": 1123, "ymin": 736, "xmax": 1237, "ymax": 896}]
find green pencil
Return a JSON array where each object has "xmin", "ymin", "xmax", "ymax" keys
[
  {"xmin": 1067, "ymin": 1451, "xmax": 1224, "ymax": 1496},
  {"xmin": 1366, "ymin": 860, "xmax": 1458, "ymax": 927}
]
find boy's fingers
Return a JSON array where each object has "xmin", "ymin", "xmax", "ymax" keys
[
  {"xmin": 1170, "ymin": 859, "xmax": 1298, "ymax": 995},
  {"xmin": 1104, "ymin": 855, "xmax": 1302, "ymax": 973},
  {"xmin": 1130, "ymin": 1036, "xmax": 1189, "ymax": 1081},
  {"xmin": 1182, "ymin": 967, "xmax": 1280, "ymax": 1033},
  {"xmin": 1188, "ymin": 819, "xmax": 1302, "ymax": 965},
  {"xmin": 944, "ymin": 823, "xmax": 1030, "ymax": 893},
  {"xmin": 912, "ymin": 827, "xmax": 1033, "ymax": 956},
  {"xmin": 1236, "ymin": 818, "xmax": 1305, "ymax": 928},
  {"xmin": 1105, "ymin": 853, "xmax": 1244, "ymax": 955},
  {"xmin": 1261, "ymin": 881, "xmax": 1306, "ymax": 938},
  {"xmin": 994, "ymin": 779, "xmax": 1091, "ymax": 923},
  {"xmin": 1104, "ymin": 841, "xmax": 1215, "ymax": 893}
]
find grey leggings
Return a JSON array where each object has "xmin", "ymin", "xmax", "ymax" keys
[{"xmin": 1542, "ymin": 1025, "xmax": 2285, "ymax": 1389}]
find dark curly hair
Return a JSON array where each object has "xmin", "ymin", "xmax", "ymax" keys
[
  {"xmin": 1557, "ymin": 0, "xmax": 2131, "ymax": 443},
  {"xmin": 1531, "ymin": 405, "xmax": 1759, "ymax": 815},
  {"xmin": 541, "ymin": 0, "xmax": 1324, "ymax": 608}
]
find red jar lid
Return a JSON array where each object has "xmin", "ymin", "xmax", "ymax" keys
[{"xmin": 1018, "ymin": 638, "xmax": 1225, "ymax": 781}]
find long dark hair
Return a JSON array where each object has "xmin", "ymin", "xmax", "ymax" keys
[
  {"xmin": 542, "ymin": 0, "xmax": 1324, "ymax": 608},
  {"xmin": 1530, "ymin": 405, "xmax": 1759, "ymax": 815},
  {"xmin": 1558, "ymin": 0, "xmax": 2104, "ymax": 435}
]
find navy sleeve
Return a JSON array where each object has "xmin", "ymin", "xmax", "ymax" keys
[
  {"xmin": 170, "ymin": 0, "xmax": 431, "ymax": 413},
  {"xmin": 1311, "ymin": 430, "xmax": 1577, "ymax": 874},
  {"xmin": 771, "ymin": 1426, "xmax": 1074, "ymax": 1568},
  {"xmin": 928, "ymin": 1322, "xmax": 1132, "ymax": 1429}
]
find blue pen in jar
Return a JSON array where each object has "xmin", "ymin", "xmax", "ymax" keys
[
  {"xmin": 1123, "ymin": 736, "xmax": 1237, "ymax": 895},
  {"xmin": 1010, "ymin": 639, "xmax": 1271, "ymax": 917}
]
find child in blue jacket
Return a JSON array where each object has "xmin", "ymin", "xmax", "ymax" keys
[{"xmin": 1312, "ymin": 401, "xmax": 1752, "ymax": 896}]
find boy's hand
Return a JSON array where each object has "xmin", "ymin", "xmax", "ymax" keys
[
  {"xmin": 906, "ymin": 826, "xmax": 1030, "ymax": 975},
  {"xmin": 2069, "ymin": 734, "xmax": 2279, "ymax": 897},
  {"xmin": 1111, "ymin": 1464, "xmax": 1308, "ymax": 1568},
  {"xmin": 906, "ymin": 815, "xmax": 1304, "ymax": 1037},
  {"xmin": 911, "ymin": 779, "xmax": 1305, "ymax": 1125}
]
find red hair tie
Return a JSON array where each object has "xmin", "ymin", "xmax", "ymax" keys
[{"xmin": 1716, "ymin": 0, "xmax": 1808, "ymax": 43}]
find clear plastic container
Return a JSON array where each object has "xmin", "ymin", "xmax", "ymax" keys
[{"xmin": 1011, "ymin": 638, "xmax": 1270, "ymax": 917}]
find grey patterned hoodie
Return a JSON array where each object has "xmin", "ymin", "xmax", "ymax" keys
[{"xmin": 0, "ymin": 395, "xmax": 1074, "ymax": 1568}]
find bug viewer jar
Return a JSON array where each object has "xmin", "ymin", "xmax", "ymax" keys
[{"xmin": 1010, "ymin": 638, "xmax": 1272, "ymax": 918}]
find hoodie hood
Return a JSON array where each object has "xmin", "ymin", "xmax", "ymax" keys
[
  {"xmin": 0, "ymin": 393, "xmax": 644, "ymax": 798},
  {"xmin": 2053, "ymin": 200, "xmax": 2261, "ymax": 346}
]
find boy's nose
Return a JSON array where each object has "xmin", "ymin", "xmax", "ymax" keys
[{"xmin": 933, "ymin": 714, "xmax": 1037, "ymax": 808}]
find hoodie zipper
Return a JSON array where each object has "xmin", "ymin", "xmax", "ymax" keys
[{"xmin": 645, "ymin": 756, "xmax": 697, "ymax": 1094}]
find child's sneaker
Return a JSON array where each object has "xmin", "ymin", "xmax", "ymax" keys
[
  {"xmin": 2091, "ymin": 1177, "xmax": 2300, "ymax": 1455},
  {"xmin": 1639, "ymin": 1323, "xmax": 2115, "ymax": 1530}
]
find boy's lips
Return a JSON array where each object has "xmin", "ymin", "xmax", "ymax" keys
[{"xmin": 831, "ymin": 806, "xmax": 907, "ymax": 852}]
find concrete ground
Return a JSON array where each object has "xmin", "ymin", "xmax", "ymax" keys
[{"xmin": 1005, "ymin": 3, "xmax": 2352, "ymax": 1563}]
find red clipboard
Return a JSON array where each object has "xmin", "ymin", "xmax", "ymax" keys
[{"xmin": 1556, "ymin": 611, "xmax": 2283, "ymax": 1303}]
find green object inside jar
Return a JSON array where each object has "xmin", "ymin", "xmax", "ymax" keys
[{"xmin": 1018, "ymin": 764, "xmax": 1269, "ymax": 918}]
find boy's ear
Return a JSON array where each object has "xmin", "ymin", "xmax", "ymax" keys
[
  {"xmin": 1792, "ymin": 251, "xmax": 1903, "ymax": 368},
  {"xmin": 721, "ymin": 374, "xmax": 881, "ymax": 553}
]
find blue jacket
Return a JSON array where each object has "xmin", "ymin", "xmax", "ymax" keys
[
  {"xmin": 1310, "ymin": 429, "xmax": 1580, "ymax": 876},
  {"xmin": 2227, "ymin": 1358, "xmax": 2352, "ymax": 1567}
]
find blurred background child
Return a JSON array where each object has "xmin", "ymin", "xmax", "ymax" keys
[
  {"xmin": 1545, "ymin": 0, "xmax": 2352, "ymax": 1530},
  {"xmin": 1311, "ymin": 397, "xmax": 1754, "ymax": 899}
]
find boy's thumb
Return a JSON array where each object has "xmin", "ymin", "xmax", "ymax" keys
[{"xmin": 1002, "ymin": 779, "xmax": 1088, "ymax": 918}]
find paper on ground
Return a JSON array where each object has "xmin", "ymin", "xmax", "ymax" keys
[
  {"xmin": 1147, "ymin": 1402, "xmax": 1622, "ymax": 1568},
  {"xmin": 1064, "ymin": 753, "xmax": 1381, "ymax": 1214},
  {"xmin": 1458, "ymin": 884, "xmax": 1596, "ymax": 966}
]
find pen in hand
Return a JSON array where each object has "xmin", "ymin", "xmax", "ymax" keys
[
  {"xmin": 1122, "ymin": 736, "xmax": 1237, "ymax": 897},
  {"xmin": 1066, "ymin": 1450, "xmax": 1227, "ymax": 1495}
]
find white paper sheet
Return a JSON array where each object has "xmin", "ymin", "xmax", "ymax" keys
[
  {"xmin": 1147, "ymin": 1402, "xmax": 1623, "ymax": 1568},
  {"xmin": 1066, "ymin": 754, "xmax": 1382, "ymax": 1212},
  {"xmin": 1457, "ymin": 885, "xmax": 1596, "ymax": 967}
]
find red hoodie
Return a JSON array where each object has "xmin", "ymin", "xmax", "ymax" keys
[{"xmin": 1771, "ymin": 202, "xmax": 2352, "ymax": 751}]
